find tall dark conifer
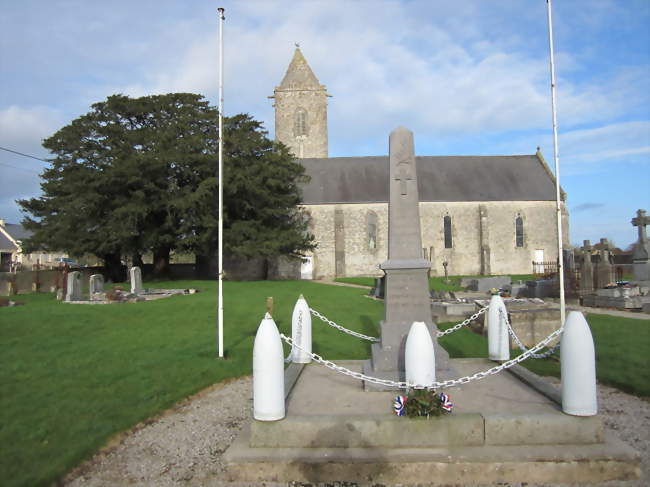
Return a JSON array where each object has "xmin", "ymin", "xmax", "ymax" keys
[{"xmin": 19, "ymin": 93, "xmax": 314, "ymax": 279}]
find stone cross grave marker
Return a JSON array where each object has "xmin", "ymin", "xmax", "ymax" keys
[
  {"xmin": 595, "ymin": 238, "xmax": 615, "ymax": 288},
  {"xmin": 631, "ymin": 209, "xmax": 650, "ymax": 281},
  {"xmin": 580, "ymin": 240, "xmax": 594, "ymax": 292},
  {"xmin": 130, "ymin": 266, "xmax": 143, "ymax": 294},
  {"xmin": 363, "ymin": 127, "xmax": 450, "ymax": 390},
  {"xmin": 89, "ymin": 274, "xmax": 104, "ymax": 299},
  {"xmin": 65, "ymin": 271, "xmax": 83, "ymax": 301}
]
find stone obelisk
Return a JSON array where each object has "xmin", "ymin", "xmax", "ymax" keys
[{"xmin": 363, "ymin": 127, "xmax": 450, "ymax": 390}]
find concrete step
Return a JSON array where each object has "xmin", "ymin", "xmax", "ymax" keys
[
  {"xmin": 249, "ymin": 412, "xmax": 603, "ymax": 448},
  {"xmin": 225, "ymin": 360, "xmax": 640, "ymax": 484},
  {"xmin": 224, "ymin": 425, "xmax": 639, "ymax": 485}
]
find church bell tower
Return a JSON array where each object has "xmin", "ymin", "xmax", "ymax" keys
[{"xmin": 270, "ymin": 45, "xmax": 329, "ymax": 158}]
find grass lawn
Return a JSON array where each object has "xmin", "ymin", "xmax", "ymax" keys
[
  {"xmin": 336, "ymin": 274, "xmax": 538, "ymax": 292},
  {"xmin": 1, "ymin": 280, "xmax": 382, "ymax": 487},
  {"xmin": 2, "ymin": 279, "xmax": 647, "ymax": 487}
]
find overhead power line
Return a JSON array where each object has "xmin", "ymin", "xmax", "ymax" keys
[
  {"xmin": 0, "ymin": 161, "xmax": 41, "ymax": 174},
  {"xmin": 0, "ymin": 146, "xmax": 50, "ymax": 164}
]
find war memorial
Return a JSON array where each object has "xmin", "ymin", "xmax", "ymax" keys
[{"xmin": 222, "ymin": 128, "xmax": 640, "ymax": 485}]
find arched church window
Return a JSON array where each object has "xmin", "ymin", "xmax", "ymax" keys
[
  {"xmin": 367, "ymin": 211, "xmax": 378, "ymax": 250},
  {"xmin": 515, "ymin": 215, "xmax": 524, "ymax": 248},
  {"xmin": 294, "ymin": 108, "xmax": 308, "ymax": 137},
  {"xmin": 444, "ymin": 215, "xmax": 453, "ymax": 248}
]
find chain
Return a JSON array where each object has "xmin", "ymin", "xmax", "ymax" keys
[
  {"xmin": 309, "ymin": 308, "xmax": 380, "ymax": 342},
  {"xmin": 280, "ymin": 324, "xmax": 565, "ymax": 390},
  {"xmin": 309, "ymin": 305, "xmax": 488, "ymax": 342},
  {"xmin": 499, "ymin": 307, "xmax": 561, "ymax": 359},
  {"xmin": 436, "ymin": 306, "xmax": 488, "ymax": 337}
]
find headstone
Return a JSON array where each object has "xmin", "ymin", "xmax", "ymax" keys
[
  {"xmin": 595, "ymin": 239, "xmax": 615, "ymax": 288},
  {"xmin": 130, "ymin": 266, "xmax": 143, "ymax": 294},
  {"xmin": 580, "ymin": 240, "xmax": 594, "ymax": 293},
  {"xmin": 65, "ymin": 271, "xmax": 83, "ymax": 301},
  {"xmin": 631, "ymin": 209, "xmax": 650, "ymax": 282},
  {"xmin": 89, "ymin": 274, "xmax": 104, "ymax": 298},
  {"xmin": 363, "ymin": 127, "xmax": 448, "ymax": 390}
]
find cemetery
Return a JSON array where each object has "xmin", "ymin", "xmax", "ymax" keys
[{"xmin": 61, "ymin": 266, "xmax": 198, "ymax": 304}]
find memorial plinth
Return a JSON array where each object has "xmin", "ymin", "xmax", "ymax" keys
[{"xmin": 224, "ymin": 362, "xmax": 640, "ymax": 484}]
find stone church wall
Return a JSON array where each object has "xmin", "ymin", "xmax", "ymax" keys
[{"xmin": 304, "ymin": 200, "xmax": 567, "ymax": 279}]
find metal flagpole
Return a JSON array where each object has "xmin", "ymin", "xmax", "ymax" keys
[
  {"xmin": 546, "ymin": 0, "xmax": 565, "ymax": 326},
  {"xmin": 217, "ymin": 7, "xmax": 225, "ymax": 358}
]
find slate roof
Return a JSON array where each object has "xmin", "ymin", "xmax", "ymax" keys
[
  {"xmin": 3, "ymin": 223, "xmax": 32, "ymax": 241},
  {"xmin": 299, "ymin": 154, "xmax": 560, "ymax": 204},
  {"xmin": 0, "ymin": 232, "xmax": 17, "ymax": 251}
]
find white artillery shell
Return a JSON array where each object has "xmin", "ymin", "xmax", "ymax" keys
[
  {"xmin": 253, "ymin": 313, "xmax": 285, "ymax": 421},
  {"xmin": 405, "ymin": 321, "xmax": 436, "ymax": 388},
  {"xmin": 561, "ymin": 311, "xmax": 598, "ymax": 416}
]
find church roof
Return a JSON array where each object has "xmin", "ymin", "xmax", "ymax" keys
[
  {"xmin": 299, "ymin": 154, "xmax": 560, "ymax": 204},
  {"xmin": 276, "ymin": 47, "xmax": 323, "ymax": 91}
]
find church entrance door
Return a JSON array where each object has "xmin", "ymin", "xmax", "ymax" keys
[{"xmin": 300, "ymin": 256, "xmax": 313, "ymax": 280}]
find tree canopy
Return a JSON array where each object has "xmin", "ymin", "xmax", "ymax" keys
[{"xmin": 19, "ymin": 93, "xmax": 314, "ymax": 279}]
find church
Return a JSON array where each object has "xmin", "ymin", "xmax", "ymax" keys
[{"xmin": 270, "ymin": 47, "xmax": 569, "ymax": 280}]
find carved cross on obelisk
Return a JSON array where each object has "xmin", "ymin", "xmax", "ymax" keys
[
  {"xmin": 395, "ymin": 163, "xmax": 412, "ymax": 196},
  {"xmin": 631, "ymin": 209, "xmax": 650, "ymax": 281}
]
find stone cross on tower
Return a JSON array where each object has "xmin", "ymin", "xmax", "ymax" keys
[{"xmin": 631, "ymin": 209, "xmax": 650, "ymax": 281}]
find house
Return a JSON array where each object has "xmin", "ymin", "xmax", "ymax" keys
[{"xmin": 0, "ymin": 219, "xmax": 67, "ymax": 271}]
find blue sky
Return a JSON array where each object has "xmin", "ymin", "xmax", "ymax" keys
[{"xmin": 1, "ymin": 0, "xmax": 648, "ymax": 249}]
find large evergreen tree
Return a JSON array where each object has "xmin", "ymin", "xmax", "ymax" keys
[{"xmin": 18, "ymin": 93, "xmax": 314, "ymax": 280}]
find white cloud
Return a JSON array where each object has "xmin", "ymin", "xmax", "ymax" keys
[
  {"xmin": 95, "ymin": 0, "xmax": 648, "ymax": 158},
  {"xmin": 0, "ymin": 105, "xmax": 64, "ymax": 153},
  {"xmin": 0, "ymin": 105, "xmax": 63, "ymax": 222},
  {"xmin": 560, "ymin": 121, "xmax": 650, "ymax": 165}
]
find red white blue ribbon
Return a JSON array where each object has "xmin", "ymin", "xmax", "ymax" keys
[
  {"xmin": 439, "ymin": 392, "xmax": 453, "ymax": 412},
  {"xmin": 393, "ymin": 395, "xmax": 407, "ymax": 416}
]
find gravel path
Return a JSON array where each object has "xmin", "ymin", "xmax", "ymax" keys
[{"xmin": 64, "ymin": 376, "xmax": 648, "ymax": 487}]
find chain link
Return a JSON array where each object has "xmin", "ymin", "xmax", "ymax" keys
[
  {"xmin": 309, "ymin": 305, "xmax": 488, "ymax": 342},
  {"xmin": 499, "ymin": 307, "xmax": 561, "ymax": 359},
  {"xmin": 309, "ymin": 308, "xmax": 380, "ymax": 342},
  {"xmin": 436, "ymin": 306, "xmax": 488, "ymax": 337},
  {"xmin": 280, "ymin": 322, "xmax": 565, "ymax": 390}
]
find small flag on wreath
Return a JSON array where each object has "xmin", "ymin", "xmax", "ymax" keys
[
  {"xmin": 439, "ymin": 392, "xmax": 453, "ymax": 412},
  {"xmin": 393, "ymin": 395, "xmax": 407, "ymax": 416}
]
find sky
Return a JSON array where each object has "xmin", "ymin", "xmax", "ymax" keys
[{"xmin": 1, "ymin": 0, "xmax": 648, "ymax": 249}]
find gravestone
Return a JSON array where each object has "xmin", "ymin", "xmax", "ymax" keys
[
  {"xmin": 580, "ymin": 240, "xmax": 594, "ymax": 293},
  {"xmin": 595, "ymin": 239, "xmax": 615, "ymax": 288},
  {"xmin": 89, "ymin": 274, "xmax": 104, "ymax": 299},
  {"xmin": 130, "ymin": 266, "xmax": 143, "ymax": 294},
  {"xmin": 363, "ymin": 127, "xmax": 449, "ymax": 389},
  {"xmin": 65, "ymin": 271, "xmax": 83, "ymax": 301},
  {"xmin": 631, "ymin": 209, "xmax": 650, "ymax": 282}
]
